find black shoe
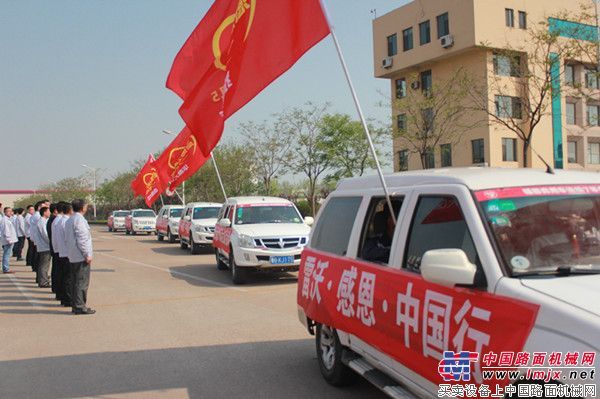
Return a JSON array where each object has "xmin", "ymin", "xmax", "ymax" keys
[
  {"xmin": 61, "ymin": 301, "xmax": 71, "ymax": 307},
  {"xmin": 73, "ymin": 308, "xmax": 96, "ymax": 315},
  {"xmin": 17, "ymin": 258, "xmax": 23, "ymax": 261},
  {"xmin": 39, "ymin": 284, "xmax": 50, "ymax": 288}
]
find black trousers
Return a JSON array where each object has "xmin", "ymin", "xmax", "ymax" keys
[
  {"xmin": 36, "ymin": 251, "xmax": 51, "ymax": 287},
  {"xmin": 50, "ymin": 252, "xmax": 60, "ymax": 294},
  {"xmin": 59, "ymin": 257, "xmax": 71, "ymax": 304},
  {"xmin": 27, "ymin": 240, "xmax": 37, "ymax": 269},
  {"xmin": 71, "ymin": 261, "xmax": 90, "ymax": 311},
  {"xmin": 13, "ymin": 236, "xmax": 25, "ymax": 259}
]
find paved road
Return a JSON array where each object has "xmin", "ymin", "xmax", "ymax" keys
[{"xmin": 0, "ymin": 226, "xmax": 385, "ymax": 399}]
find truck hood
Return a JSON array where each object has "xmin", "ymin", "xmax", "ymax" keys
[
  {"xmin": 234, "ymin": 223, "xmax": 310, "ymax": 238},
  {"xmin": 192, "ymin": 218, "xmax": 218, "ymax": 227},
  {"xmin": 520, "ymin": 274, "xmax": 600, "ymax": 317},
  {"xmin": 133, "ymin": 217, "xmax": 156, "ymax": 223}
]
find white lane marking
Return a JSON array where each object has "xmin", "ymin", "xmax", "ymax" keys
[
  {"xmin": 7, "ymin": 276, "xmax": 38, "ymax": 307},
  {"xmin": 96, "ymin": 253, "xmax": 246, "ymax": 292}
]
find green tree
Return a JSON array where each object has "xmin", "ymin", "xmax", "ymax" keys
[
  {"xmin": 96, "ymin": 171, "xmax": 144, "ymax": 210},
  {"xmin": 41, "ymin": 177, "xmax": 90, "ymax": 202}
]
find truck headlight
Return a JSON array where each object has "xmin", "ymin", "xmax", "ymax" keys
[
  {"xmin": 194, "ymin": 225, "xmax": 208, "ymax": 233},
  {"xmin": 238, "ymin": 234, "xmax": 255, "ymax": 248}
]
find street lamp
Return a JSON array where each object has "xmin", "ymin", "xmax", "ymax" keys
[
  {"xmin": 162, "ymin": 129, "xmax": 185, "ymax": 205},
  {"xmin": 81, "ymin": 164, "xmax": 98, "ymax": 220}
]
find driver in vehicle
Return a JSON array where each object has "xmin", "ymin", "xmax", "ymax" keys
[{"xmin": 361, "ymin": 209, "xmax": 395, "ymax": 264}]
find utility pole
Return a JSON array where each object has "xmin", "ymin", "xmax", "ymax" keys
[{"xmin": 81, "ymin": 164, "xmax": 98, "ymax": 220}]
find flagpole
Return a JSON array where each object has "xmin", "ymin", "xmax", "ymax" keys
[
  {"xmin": 319, "ymin": 0, "xmax": 396, "ymax": 224},
  {"xmin": 211, "ymin": 152, "xmax": 228, "ymax": 201}
]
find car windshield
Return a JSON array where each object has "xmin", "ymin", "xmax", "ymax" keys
[
  {"xmin": 170, "ymin": 208, "xmax": 183, "ymax": 218},
  {"xmin": 133, "ymin": 210, "xmax": 156, "ymax": 218},
  {"xmin": 477, "ymin": 185, "xmax": 600, "ymax": 276},
  {"xmin": 114, "ymin": 211, "xmax": 130, "ymax": 217},
  {"xmin": 235, "ymin": 204, "xmax": 302, "ymax": 225},
  {"xmin": 193, "ymin": 207, "xmax": 220, "ymax": 220}
]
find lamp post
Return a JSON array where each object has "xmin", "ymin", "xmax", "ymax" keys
[
  {"xmin": 81, "ymin": 164, "xmax": 98, "ymax": 220},
  {"xmin": 161, "ymin": 129, "xmax": 185, "ymax": 205}
]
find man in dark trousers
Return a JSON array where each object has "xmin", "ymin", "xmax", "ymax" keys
[
  {"xmin": 47, "ymin": 203, "xmax": 59, "ymax": 295},
  {"xmin": 36, "ymin": 206, "xmax": 51, "ymax": 288},
  {"xmin": 24, "ymin": 205, "xmax": 35, "ymax": 266},
  {"xmin": 56, "ymin": 203, "xmax": 73, "ymax": 307},
  {"xmin": 64, "ymin": 199, "xmax": 95, "ymax": 315}
]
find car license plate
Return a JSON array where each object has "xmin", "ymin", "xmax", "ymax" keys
[
  {"xmin": 144, "ymin": 226, "xmax": 151, "ymax": 230},
  {"xmin": 270, "ymin": 255, "xmax": 294, "ymax": 265}
]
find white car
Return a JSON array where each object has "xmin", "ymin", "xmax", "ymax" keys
[
  {"xmin": 213, "ymin": 196, "xmax": 314, "ymax": 284},
  {"xmin": 156, "ymin": 205, "xmax": 184, "ymax": 243},
  {"xmin": 297, "ymin": 168, "xmax": 600, "ymax": 398},
  {"xmin": 178, "ymin": 202, "xmax": 222, "ymax": 254},
  {"xmin": 125, "ymin": 209, "xmax": 157, "ymax": 235},
  {"xmin": 108, "ymin": 210, "xmax": 130, "ymax": 232}
]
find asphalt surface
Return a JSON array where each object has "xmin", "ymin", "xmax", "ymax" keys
[{"xmin": 0, "ymin": 226, "xmax": 385, "ymax": 399}]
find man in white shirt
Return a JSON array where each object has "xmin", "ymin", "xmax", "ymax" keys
[
  {"xmin": 1, "ymin": 207, "xmax": 18, "ymax": 274},
  {"xmin": 52, "ymin": 202, "xmax": 68, "ymax": 306},
  {"xmin": 29, "ymin": 199, "xmax": 50, "ymax": 274},
  {"xmin": 12, "ymin": 208, "xmax": 26, "ymax": 261},
  {"xmin": 24, "ymin": 205, "xmax": 35, "ymax": 266},
  {"xmin": 36, "ymin": 206, "xmax": 51, "ymax": 288}
]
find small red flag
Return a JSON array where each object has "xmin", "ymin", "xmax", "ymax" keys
[
  {"xmin": 154, "ymin": 127, "xmax": 209, "ymax": 192},
  {"xmin": 166, "ymin": 0, "xmax": 330, "ymax": 156},
  {"xmin": 131, "ymin": 155, "xmax": 170, "ymax": 207}
]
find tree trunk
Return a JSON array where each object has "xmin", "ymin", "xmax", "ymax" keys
[
  {"xmin": 308, "ymin": 179, "xmax": 317, "ymax": 217},
  {"xmin": 420, "ymin": 153, "xmax": 427, "ymax": 169},
  {"xmin": 523, "ymin": 139, "xmax": 530, "ymax": 168}
]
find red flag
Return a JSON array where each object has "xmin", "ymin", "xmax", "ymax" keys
[
  {"xmin": 154, "ymin": 127, "xmax": 209, "ymax": 192},
  {"xmin": 131, "ymin": 155, "xmax": 170, "ymax": 207},
  {"xmin": 166, "ymin": 0, "xmax": 330, "ymax": 155}
]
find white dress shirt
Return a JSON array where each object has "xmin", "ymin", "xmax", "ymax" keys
[
  {"xmin": 52, "ymin": 215, "xmax": 68, "ymax": 258},
  {"xmin": 13, "ymin": 215, "xmax": 25, "ymax": 237},
  {"xmin": 29, "ymin": 211, "xmax": 41, "ymax": 245},
  {"xmin": 24, "ymin": 213, "xmax": 32, "ymax": 238},
  {"xmin": 36, "ymin": 216, "xmax": 50, "ymax": 252},
  {"xmin": 65, "ymin": 213, "xmax": 93, "ymax": 263},
  {"xmin": 1, "ymin": 217, "xmax": 18, "ymax": 246}
]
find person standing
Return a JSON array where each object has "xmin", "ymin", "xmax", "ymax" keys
[
  {"xmin": 12, "ymin": 209, "xmax": 26, "ymax": 261},
  {"xmin": 29, "ymin": 201, "xmax": 43, "ymax": 273},
  {"xmin": 65, "ymin": 199, "xmax": 95, "ymax": 315},
  {"xmin": 24, "ymin": 205, "xmax": 35, "ymax": 266},
  {"xmin": 1, "ymin": 208, "xmax": 18, "ymax": 274},
  {"xmin": 47, "ymin": 204, "xmax": 59, "ymax": 295},
  {"xmin": 56, "ymin": 202, "xmax": 73, "ymax": 307},
  {"xmin": 36, "ymin": 206, "xmax": 51, "ymax": 288}
]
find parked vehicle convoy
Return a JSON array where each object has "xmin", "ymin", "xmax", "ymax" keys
[
  {"xmin": 108, "ymin": 210, "xmax": 130, "ymax": 232},
  {"xmin": 178, "ymin": 202, "xmax": 222, "ymax": 254},
  {"xmin": 213, "ymin": 196, "xmax": 314, "ymax": 284},
  {"xmin": 156, "ymin": 205, "xmax": 184, "ymax": 243},
  {"xmin": 125, "ymin": 209, "xmax": 157, "ymax": 235},
  {"xmin": 297, "ymin": 168, "xmax": 600, "ymax": 398}
]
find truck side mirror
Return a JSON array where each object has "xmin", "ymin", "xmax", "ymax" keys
[
  {"xmin": 421, "ymin": 249, "xmax": 476, "ymax": 288},
  {"xmin": 304, "ymin": 216, "xmax": 314, "ymax": 226},
  {"xmin": 218, "ymin": 218, "xmax": 232, "ymax": 228}
]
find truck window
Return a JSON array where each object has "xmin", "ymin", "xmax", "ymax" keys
[
  {"xmin": 404, "ymin": 196, "xmax": 481, "ymax": 279},
  {"xmin": 358, "ymin": 197, "xmax": 403, "ymax": 265},
  {"xmin": 311, "ymin": 197, "xmax": 362, "ymax": 256}
]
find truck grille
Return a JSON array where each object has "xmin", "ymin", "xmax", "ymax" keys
[{"xmin": 254, "ymin": 237, "xmax": 305, "ymax": 249}]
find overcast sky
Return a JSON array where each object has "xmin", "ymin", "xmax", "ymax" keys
[{"xmin": 1, "ymin": 0, "xmax": 405, "ymax": 189}]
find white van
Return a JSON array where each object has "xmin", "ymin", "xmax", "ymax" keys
[{"xmin": 297, "ymin": 168, "xmax": 600, "ymax": 398}]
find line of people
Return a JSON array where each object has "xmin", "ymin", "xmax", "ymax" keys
[{"xmin": 0, "ymin": 199, "xmax": 96, "ymax": 315}]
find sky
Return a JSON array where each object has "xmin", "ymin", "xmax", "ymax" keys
[{"xmin": 0, "ymin": 0, "xmax": 405, "ymax": 189}]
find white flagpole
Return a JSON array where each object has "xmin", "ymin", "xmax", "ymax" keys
[
  {"xmin": 319, "ymin": 0, "xmax": 397, "ymax": 224},
  {"xmin": 211, "ymin": 152, "xmax": 228, "ymax": 201}
]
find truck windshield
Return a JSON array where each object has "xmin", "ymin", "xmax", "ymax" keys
[
  {"xmin": 170, "ymin": 209, "xmax": 183, "ymax": 218},
  {"xmin": 235, "ymin": 205, "xmax": 302, "ymax": 225},
  {"xmin": 476, "ymin": 185, "xmax": 600, "ymax": 275},
  {"xmin": 114, "ymin": 211, "xmax": 130, "ymax": 217},
  {"xmin": 193, "ymin": 207, "xmax": 220, "ymax": 220},
  {"xmin": 133, "ymin": 210, "xmax": 156, "ymax": 218}
]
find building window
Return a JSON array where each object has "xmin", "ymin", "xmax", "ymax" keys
[
  {"xmin": 398, "ymin": 150, "xmax": 409, "ymax": 171},
  {"xmin": 387, "ymin": 34, "xmax": 397, "ymax": 56},
  {"xmin": 424, "ymin": 150, "xmax": 435, "ymax": 169},
  {"xmin": 502, "ymin": 138, "xmax": 517, "ymax": 162},
  {"xmin": 420, "ymin": 70, "xmax": 432, "ymax": 95},
  {"xmin": 505, "ymin": 8, "xmax": 514, "ymax": 27},
  {"xmin": 397, "ymin": 113, "xmax": 407, "ymax": 131},
  {"xmin": 403, "ymin": 27, "xmax": 414, "ymax": 51},
  {"xmin": 588, "ymin": 105, "xmax": 600, "ymax": 126},
  {"xmin": 565, "ymin": 64, "xmax": 575, "ymax": 86},
  {"xmin": 472, "ymin": 139, "xmax": 485, "ymax": 164},
  {"xmin": 436, "ymin": 12, "xmax": 450, "ymax": 38},
  {"xmin": 518, "ymin": 11, "xmax": 527, "ymax": 29},
  {"xmin": 493, "ymin": 53, "xmax": 521, "ymax": 77},
  {"xmin": 395, "ymin": 78, "xmax": 406, "ymax": 98},
  {"xmin": 585, "ymin": 68, "xmax": 599, "ymax": 89},
  {"xmin": 568, "ymin": 141, "xmax": 578, "ymax": 163},
  {"xmin": 440, "ymin": 144, "xmax": 452, "ymax": 167},
  {"xmin": 588, "ymin": 142, "xmax": 600, "ymax": 164},
  {"xmin": 495, "ymin": 95, "xmax": 522, "ymax": 119},
  {"xmin": 419, "ymin": 20, "xmax": 431, "ymax": 45},
  {"xmin": 566, "ymin": 102, "xmax": 576, "ymax": 125}
]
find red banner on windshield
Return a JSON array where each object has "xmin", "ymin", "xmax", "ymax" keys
[{"xmin": 475, "ymin": 184, "xmax": 600, "ymax": 202}]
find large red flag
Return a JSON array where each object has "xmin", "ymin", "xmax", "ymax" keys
[
  {"xmin": 154, "ymin": 127, "xmax": 209, "ymax": 192},
  {"xmin": 166, "ymin": 0, "xmax": 330, "ymax": 156},
  {"xmin": 131, "ymin": 155, "xmax": 170, "ymax": 207}
]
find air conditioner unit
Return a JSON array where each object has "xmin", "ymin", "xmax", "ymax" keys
[
  {"xmin": 410, "ymin": 81, "xmax": 420, "ymax": 90},
  {"xmin": 382, "ymin": 57, "xmax": 393, "ymax": 68},
  {"xmin": 440, "ymin": 34, "xmax": 454, "ymax": 48}
]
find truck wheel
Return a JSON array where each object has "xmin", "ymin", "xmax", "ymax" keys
[
  {"xmin": 315, "ymin": 324, "xmax": 355, "ymax": 387},
  {"xmin": 157, "ymin": 232, "xmax": 164, "ymax": 241},
  {"xmin": 108, "ymin": 226, "xmax": 113, "ymax": 232},
  {"xmin": 215, "ymin": 249, "xmax": 228, "ymax": 270},
  {"xmin": 190, "ymin": 236, "xmax": 201, "ymax": 255},
  {"xmin": 167, "ymin": 229, "xmax": 176, "ymax": 243},
  {"xmin": 131, "ymin": 230, "xmax": 137, "ymax": 235},
  {"xmin": 125, "ymin": 229, "xmax": 130, "ymax": 235},
  {"xmin": 229, "ymin": 249, "xmax": 247, "ymax": 285},
  {"xmin": 180, "ymin": 239, "xmax": 188, "ymax": 250}
]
